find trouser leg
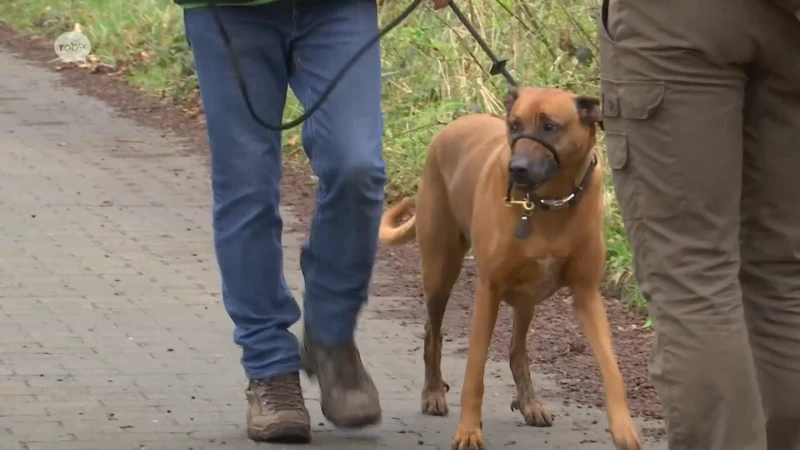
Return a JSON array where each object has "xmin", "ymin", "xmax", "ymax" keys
[
  {"xmin": 288, "ymin": 0, "xmax": 386, "ymax": 346},
  {"xmin": 599, "ymin": 0, "xmax": 767, "ymax": 448},
  {"xmin": 741, "ymin": 8, "xmax": 800, "ymax": 450},
  {"xmin": 184, "ymin": 3, "xmax": 302, "ymax": 380},
  {"xmin": 281, "ymin": 1, "xmax": 385, "ymax": 428}
]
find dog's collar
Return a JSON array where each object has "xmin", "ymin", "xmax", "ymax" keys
[{"xmin": 504, "ymin": 153, "xmax": 598, "ymax": 239}]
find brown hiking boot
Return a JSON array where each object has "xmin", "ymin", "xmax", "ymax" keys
[
  {"xmin": 245, "ymin": 372, "xmax": 311, "ymax": 443},
  {"xmin": 301, "ymin": 332, "xmax": 382, "ymax": 428}
]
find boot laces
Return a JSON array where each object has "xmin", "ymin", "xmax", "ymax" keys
[{"xmin": 252, "ymin": 374, "xmax": 304, "ymax": 411}]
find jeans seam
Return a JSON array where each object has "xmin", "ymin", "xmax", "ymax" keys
[
  {"xmin": 303, "ymin": 86, "xmax": 323, "ymax": 231},
  {"xmin": 289, "ymin": 0, "xmax": 298, "ymax": 41}
]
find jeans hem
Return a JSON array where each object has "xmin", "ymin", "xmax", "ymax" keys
[{"xmin": 245, "ymin": 360, "xmax": 303, "ymax": 381}]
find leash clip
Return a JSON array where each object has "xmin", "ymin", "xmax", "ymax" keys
[
  {"xmin": 510, "ymin": 194, "xmax": 535, "ymax": 239},
  {"xmin": 503, "ymin": 195, "xmax": 536, "ymax": 213}
]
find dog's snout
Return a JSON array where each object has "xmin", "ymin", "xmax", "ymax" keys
[
  {"xmin": 509, "ymin": 158, "xmax": 528, "ymax": 175},
  {"xmin": 508, "ymin": 155, "xmax": 558, "ymax": 188}
]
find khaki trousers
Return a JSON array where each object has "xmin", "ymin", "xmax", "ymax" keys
[{"xmin": 599, "ymin": 0, "xmax": 800, "ymax": 449}]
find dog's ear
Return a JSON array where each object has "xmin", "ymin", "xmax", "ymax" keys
[
  {"xmin": 504, "ymin": 85, "xmax": 520, "ymax": 114},
  {"xmin": 574, "ymin": 95, "xmax": 603, "ymax": 130}
]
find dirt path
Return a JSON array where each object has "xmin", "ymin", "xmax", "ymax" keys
[{"xmin": 0, "ymin": 23, "xmax": 666, "ymax": 449}]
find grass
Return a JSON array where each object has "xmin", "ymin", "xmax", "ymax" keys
[{"xmin": 0, "ymin": 0, "xmax": 645, "ymax": 313}]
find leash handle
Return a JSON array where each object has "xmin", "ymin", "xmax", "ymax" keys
[{"xmin": 448, "ymin": 2, "xmax": 518, "ymax": 87}]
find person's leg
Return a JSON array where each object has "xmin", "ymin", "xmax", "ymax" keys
[
  {"xmin": 741, "ymin": 7, "xmax": 800, "ymax": 450},
  {"xmin": 287, "ymin": 0, "xmax": 385, "ymax": 428},
  {"xmin": 599, "ymin": 0, "xmax": 767, "ymax": 448},
  {"xmin": 183, "ymin": 3, "xmax": 310, "ymax": 442}
]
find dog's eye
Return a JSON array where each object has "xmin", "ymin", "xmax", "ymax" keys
[
  {"xmin": 543, "ymin": 122, "xmax": 557, "ymax": 133},
  {"xmin": 509, "ymin": 122, "xmax": 520, "ymax": 133}
]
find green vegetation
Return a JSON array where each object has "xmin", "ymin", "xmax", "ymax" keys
[{"xmin": 0, "ymin": 0, "xmax": 644, "ymax": 312}]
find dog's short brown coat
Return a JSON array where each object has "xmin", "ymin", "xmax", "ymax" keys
[{"xmin": 379, "ymin": 87, "xmax": 641, "ymax": 450}]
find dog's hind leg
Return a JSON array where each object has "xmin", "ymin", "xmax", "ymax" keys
[
  {"xmin": 417, "ymin": 189, "xmax": 467, "ymax": 416},
  {"xmin": 508, "ymin": 303, "xmax": 554, "ymax": 427},
  {"xmin": 419, "ymin": 236, "xmax": 466, "ymax": 416}
]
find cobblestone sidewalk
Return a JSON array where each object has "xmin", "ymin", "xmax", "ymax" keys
[{"xmin": 0, "ymin": 49, "xmax": 664, "ymax": 450}]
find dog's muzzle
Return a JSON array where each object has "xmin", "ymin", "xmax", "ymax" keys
[{"xmin": 507, "ymin": 133, "xmax": 561, "ymax": 189}]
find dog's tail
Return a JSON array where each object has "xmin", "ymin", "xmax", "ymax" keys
[{"xmin": 379, "ymin": 197, "xmax": 417, "ymax": 245}]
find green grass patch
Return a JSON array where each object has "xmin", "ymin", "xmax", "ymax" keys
[{"xmin": 0, "ymin": 0, "xmax": 645, "ymax": 313}]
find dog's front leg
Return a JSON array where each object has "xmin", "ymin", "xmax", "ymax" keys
[
  {"xmin": 509, "ymin": 304, "xmax": 553, "ymax": 427},
  {"xmin": 452, "ymin": 281, "xmax": 501, "ymax": 450},
  {"xmin": 571, "ymin": 282, "xmax": 642, "ymax": 450}
]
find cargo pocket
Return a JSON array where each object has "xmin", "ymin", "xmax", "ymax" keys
[
  {"xmin": 598, "ymin": 0, "xmax": 621, "ymax": 84},
  {"xmin": 599, "ymin": 0, "xmax": 617, "ymax": 44},
  {"xmin": 604, "ymin": 131, "xmax": 639, "ymax": 221},
  {"xmin": 601, "ymin": 79, "xmax": 681, "ymax": 221}
]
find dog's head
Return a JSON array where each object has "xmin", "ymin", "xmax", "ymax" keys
[{"xmin": 503, "ymin": 86, "xmax": 602, "ymax": 191}]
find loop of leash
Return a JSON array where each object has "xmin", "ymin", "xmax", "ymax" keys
[
  {"xmin": 206, "ymin": 0, "xmax": 424, "ymax": 131},
  {"xmin": 205, "ymin": 0, "xmax": 518, "ymax": 131}
]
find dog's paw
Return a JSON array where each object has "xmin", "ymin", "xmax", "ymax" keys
[
  {"xmin": 421, "ymin": 385, "xmax": 449, "ymax": 416},
  {"xmin": 511, "ymin": 397, "xmax": 553, "ymax": 427},
  {"xmin": 610, "ymin": 415, "xmax": 642, "ymax": 450},
  {"xmin": 452, "ymin": 424, "xmax": 484, "ymax": 450}
]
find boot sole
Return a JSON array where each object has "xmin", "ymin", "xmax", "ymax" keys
[
  {"xmin": 248, "ymin": 424, "xmax": 311, "ymax": 444},
  {"xmin": 321, "ymin": 405, "xmax": 382, "ymax": 429}
]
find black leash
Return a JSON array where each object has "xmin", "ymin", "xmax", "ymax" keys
[
  {"xmin": 446, "ymin": 2, "xmax": 517, "ymax": 87},
  {"xmin": 205, "ymin": 0, "xmax": 517, "ymax": 131}
]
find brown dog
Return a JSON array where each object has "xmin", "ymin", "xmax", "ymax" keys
[{"xmin": 378, "ymin": 86, "xmax": 642, "ymax": 450}]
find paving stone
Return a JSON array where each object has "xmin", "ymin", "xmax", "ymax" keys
[{"xmin": 0, "ymin": 49, "xmax": 665, "ymax": 450}]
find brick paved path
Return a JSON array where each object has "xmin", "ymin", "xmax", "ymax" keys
[{"xmin": 0, "ymin": 49, "xmax": 665, "ymax": 450}]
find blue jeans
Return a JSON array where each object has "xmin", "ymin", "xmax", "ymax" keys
[{"xmin": 183, "ymin": 0, "xmax": 386, "ymax": 381}]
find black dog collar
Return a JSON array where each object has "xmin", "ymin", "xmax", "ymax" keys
[{"xmin": 504, "ymin": 153, "xmax": 598, "ymax": 239}]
